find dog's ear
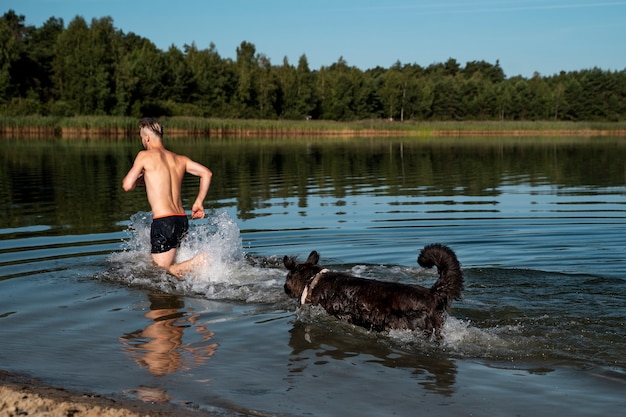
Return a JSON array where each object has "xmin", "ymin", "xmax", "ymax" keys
[
  {"xmin": 283, "ymin": 255, "xmax": 296, "ymax": 271},
  {"xmin": 305, "ymin": 251, "xmax": 320, "ymax": 265}
]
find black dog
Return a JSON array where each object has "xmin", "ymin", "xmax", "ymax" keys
[{"xmin": 283, "ymin": 243, "xmax": 463, "ymax": 338}]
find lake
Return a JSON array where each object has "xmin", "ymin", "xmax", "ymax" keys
[{"xmin": 0, "ymin": 136, "xmax": 625, "ymax": 416}]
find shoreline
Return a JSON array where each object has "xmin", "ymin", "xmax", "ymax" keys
[
  {"xmin": 0, "ymin": 370, "xmax": 217, "ymax": 417},
  {"xmin": 1, "ymin": 118, "xmax": 626, "ymax": 139},
  {"xmin": 1, "ymin": 127, "xmax": 626, "ymax": 139}
]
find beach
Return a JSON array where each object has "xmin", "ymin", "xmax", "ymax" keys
[{"xmin": 0, "ymin": 371, "xmax": 214, "ymax": 417}]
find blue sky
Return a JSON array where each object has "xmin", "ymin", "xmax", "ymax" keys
[{"xmin": 5, "ymin": 0, "xmax": 626, "ymax": 78}]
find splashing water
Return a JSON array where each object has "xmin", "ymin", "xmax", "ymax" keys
[
  {"xmin": 106, "ymin": 215, "xmax": 575, "ymax": 363},
  {"xmin": 107, "ymin": 209, "xmax": 286, "ymax": 303}
]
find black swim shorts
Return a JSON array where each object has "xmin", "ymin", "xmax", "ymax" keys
[{"xmin": 150, "ymin": 215, "xmax": 189, "ymax": 254}]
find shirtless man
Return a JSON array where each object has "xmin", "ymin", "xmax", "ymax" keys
[{"xmin": 122, "ymin": 118, "xmax": 212, "ymax": 278}]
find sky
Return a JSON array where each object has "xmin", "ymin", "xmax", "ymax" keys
[{"xmin": 5, "ymin": 0, "xmax": 626, "ymax": 78}]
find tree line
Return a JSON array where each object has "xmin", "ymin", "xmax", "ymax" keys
[{"xmin": 1, "ymin": 10, "xmax": 625, "ymax": 122}]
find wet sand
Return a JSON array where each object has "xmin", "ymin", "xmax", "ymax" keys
[{"xmin": 0, "ymin": 371, "xmax": 215, "ymax": 417}]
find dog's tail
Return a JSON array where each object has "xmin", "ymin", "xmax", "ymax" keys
[{"xmin": 417, "ymin": 243, "xmax": 464, "ymax": 311}]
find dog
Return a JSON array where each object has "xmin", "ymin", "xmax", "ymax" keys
[{"xmin": 283, "ymin": 243, "xmax": 463, "ymax": 338}]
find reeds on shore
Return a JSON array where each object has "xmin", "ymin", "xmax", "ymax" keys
[{"xmin": 1, "ymin": 115, "xmax": 625, "ymax": 139}]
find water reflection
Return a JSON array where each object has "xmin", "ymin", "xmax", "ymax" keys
[
  {"xmin": 119, "ymin": 293, "xmax": 218, "ymax": 377},
  {"xmin": 287, "ymin": 320, "xmax": 458, "ymax": 396},
  {"xmin": 1, "ymin": 137, "xmax": 625, "ymax": 231}
]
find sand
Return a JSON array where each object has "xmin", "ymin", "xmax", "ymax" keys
[{"xmin": 0, "ymin": 371, "xmax": 216, "ymax": 417}]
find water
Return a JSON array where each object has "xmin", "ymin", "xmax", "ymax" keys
[{"xmin": 0, "ymin": 137, "xmax": 625, "ymax": 416}]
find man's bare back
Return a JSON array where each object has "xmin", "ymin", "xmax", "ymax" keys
[{"xmin": 122, "ymin": 118, "xmax": 212, "ymax": 278}]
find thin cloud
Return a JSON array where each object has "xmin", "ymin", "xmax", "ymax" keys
[{"xmin": 348, "ymin": 1, "xmax": 626, "ymax": 15}]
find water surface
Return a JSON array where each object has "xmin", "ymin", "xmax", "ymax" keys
[{"xmin": 0, "ymin": 137, "xmax": 625, "ymax": 416}]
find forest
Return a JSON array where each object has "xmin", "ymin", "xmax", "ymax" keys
[{"xmin": 1, "ymin": 10, "xmax": 625, "ymax": 122}]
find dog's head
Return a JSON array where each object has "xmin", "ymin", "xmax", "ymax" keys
[{"xmin": 283, "ymin": 250, "xmax": 323, "ymax": 299}]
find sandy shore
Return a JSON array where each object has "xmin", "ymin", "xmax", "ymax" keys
[{"xmin": 0, "ymin": 371, "xmax": 216, "ymax": 417}]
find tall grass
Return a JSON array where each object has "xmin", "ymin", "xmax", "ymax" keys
[
  {"xmin": 57, "ymin": 116, "xmax": 137, "ymax": 130},
  {"xmin": 1, "ymin": 116, "xmax": 626, "ymax": 138}
]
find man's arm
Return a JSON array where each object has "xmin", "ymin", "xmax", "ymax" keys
[
  {"xmin": 185, "ymin": 159, "xmax": 213, "ymax": 219},
  {"xmin": 122, "ymin": 152, "xmax": 146, "ymax": 192}
]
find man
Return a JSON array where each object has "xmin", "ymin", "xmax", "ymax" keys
[{"xmin": 122, "ymin": 118, "xmax": 212, "ymax": 278}]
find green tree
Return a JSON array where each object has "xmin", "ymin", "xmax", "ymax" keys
[
  {"xmin": 276, "ymin": 54, "xmax": 316, "ymax": 119},
  {"xmin": 527, "ymin": 73, "xmax": 551, "ymax": 120},
  {"xmin": 294, "ymin": 55, "xmax": 317, "ymax": 118},
  {"xmin": 275, "ymin": 57, "xmax": 296, "ymax": 118},
  {"xmin": 461, "ymin": 60, "xmax": 505, "ymax": 83},
  {"xmin": 28, "ymin": 17, "xmax": 64, "ymax": 104},
  {"xmin": 431, "ymin": 76, "xmax": 462, "ymax": 120},
  {"xmin": 380, "ymin": 61, "xmax": 404, "ymax": 120},
  {"xmin": 411, "ymin": 76, "xmax": 434, "ymax": 120},
  {"xmin": 161, "ymin": 45, "xmax": 195, "ymax": 106},
  {"xmin": 52, "ymin": 16, "xmax": 117, "ymax": 114},
  {"xmin": 544, "ymin": 72, "xmax": 569, "ymax": 120},
  {"xmin": 234, "ymin": 41, "xmax": 259, "ymax": 117},
  {"xmin": 256, "ymin": 53, "xmax": 279, "ymax": 118},
  {"xmin": 185, "ymin": 42, "xmax": 234, "ymax": 116},
  {"xmin": 0, "ymin": 10, "xmax": 29, "ymax": 104},
  {"xmin": 560, "ymin": 76, "xmax": 582, "ymax": 120},
  {"xmin": 113, "ymin": 33, "xmax": 154, "ymax": 116},
  {"xmin": 317, "ymin": 57, "xmax": 369, "ymax": 120},
  {"xmin": 578, "ymin": 68, "xmax": 621, "ymax": 121},
  {"xmin": 89, "ymin": 16, "xmax": 117, "ymax": 113}
]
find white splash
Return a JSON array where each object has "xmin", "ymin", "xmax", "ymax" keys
[
  {"xmin": 383, "ymin": 316, "xmax": 527, "ymax": 359},
  {"xmin": 107, "ymin": 209, "xmax": 285, "ymax": 303},
  {"xmin": 441, "ymin": 317, "xmax": 515, "ymax": 349}
]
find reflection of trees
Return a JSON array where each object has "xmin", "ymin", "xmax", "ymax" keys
[
  {"xmin": 0, "ymin": 140, "xmax": 140, "ymax": 232},
  {"xmin": 119, "ymin": 293, "xmax": 218, "ymax": 377},
  {"xmin": 287, "ymin": 320, "xmax": 458, "ymax": 396},
  {"xmin": 201, "ymin": 139, "xmax": 626, "ymax": 219},
  {"xmin": 0, "ymin": 138, "xmax": 624, "ymax": 229}
]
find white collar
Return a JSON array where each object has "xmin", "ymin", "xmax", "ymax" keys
[{"xmin": 300, "ymin": 269, "xmax": 329, "ymax": 304}]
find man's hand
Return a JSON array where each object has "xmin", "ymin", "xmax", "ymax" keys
[{"xmin": 191, "ymin": 202, "xmax": 205, "ymax": 219}]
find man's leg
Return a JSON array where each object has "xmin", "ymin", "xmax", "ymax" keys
[
  {"xmin": 168, "ymin": 253, "xmax": 207, "ymax": 279},
  {"xmin": 152, "ymin": 249, "xmax": 207, "ymax": 279},
  {"xmin": 152, "ymin": 249, "xmax": 177, "ymax": 273}
]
